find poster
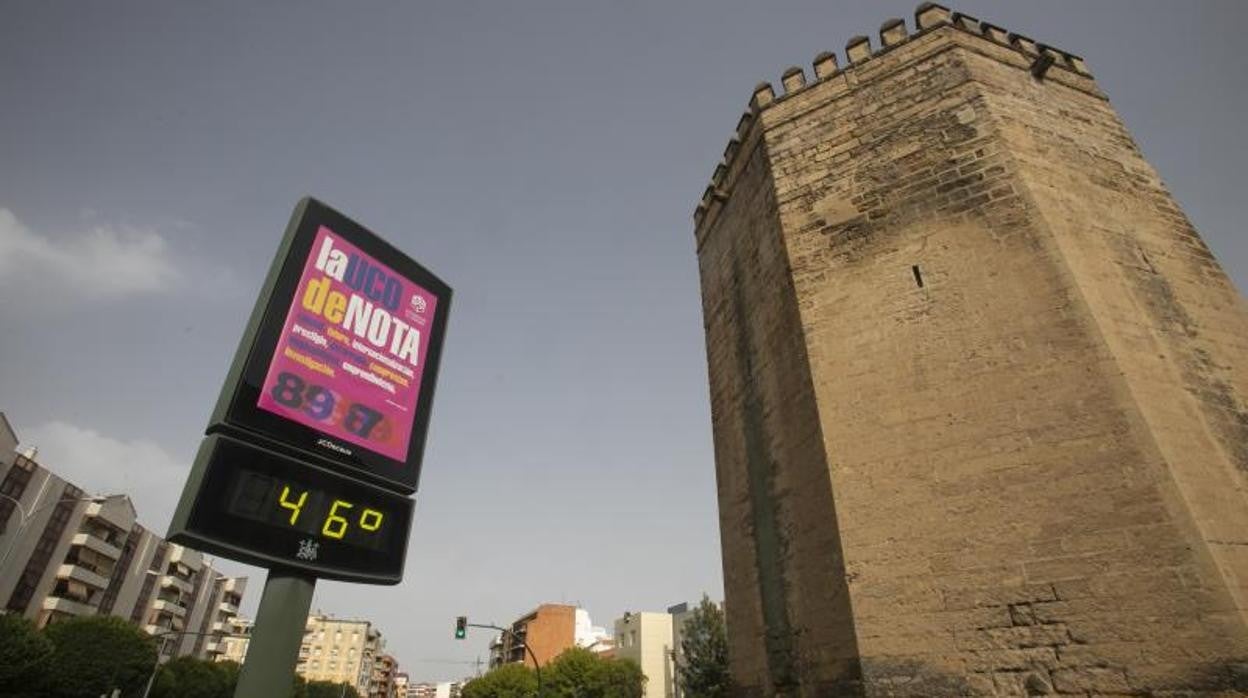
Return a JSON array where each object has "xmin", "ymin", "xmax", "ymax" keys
[{"xmin": 257, "ymin": 225, "xmax": 438, "ymax": 463}]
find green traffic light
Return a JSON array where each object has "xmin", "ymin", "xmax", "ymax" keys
[{"xmin": 455, "ymin": 616, "xmax": 467, "ymax": 639}]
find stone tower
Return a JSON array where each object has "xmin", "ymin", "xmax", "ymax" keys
[{"xmin": 693, "ymin": 4, "xmax": 1248, "ymax": 695}]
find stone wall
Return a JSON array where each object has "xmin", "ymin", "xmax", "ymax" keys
[{"xmin": 693, "ymin": 4, "xmax": 1248, "ymax": 695}]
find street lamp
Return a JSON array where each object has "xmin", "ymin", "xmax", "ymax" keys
[
  {"xmin": 0, "ymin": 492, "xmax": 117, "ymax": 572},
  {"xmin": 140, "ymin": 627, "xmax": 241, "ymax": 698}
]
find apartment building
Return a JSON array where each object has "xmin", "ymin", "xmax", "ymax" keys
[
  {"xmin": 371, "ymin": 653, "xmax": 400, "ymax": 698},
  {"xmin": 217, "ymin": 617, "xmax": 253, "ymax": 664},
  {"xmin": 297, "ymin": 614, "xmax": 384, "ymax": 695},
  {"xmin": 487, "ymin": 603, "xmax": 615, "ymax": 669},
  {"xmin": 614, "ymin": 611, "xmax": 674, "ymax": 698},
  {"xmin": 0, "ymin": 412, "xmax": 247, "ymax": 659}
]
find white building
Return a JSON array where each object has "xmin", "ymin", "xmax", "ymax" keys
[
  {"xmin": 614, "ymin": 611, "xmax": 675, "ymax": 698},
  {"xmin": 0, "ymin": 412, "xmax": 247, "ymax": 660},
  {"xmin": 575, "ymin": 607, "xmax": 613, "ymax": 652}
]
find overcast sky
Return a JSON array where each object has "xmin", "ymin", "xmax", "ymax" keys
[{"xmin": 1, "ymin": 0, "xmax": 1245, "ymax": 683}]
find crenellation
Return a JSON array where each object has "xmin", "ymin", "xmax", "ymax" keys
[
  {"xmin": 915, "ymin": 2, "xmax": 953, "ymax": 30},
  {"xmin": 781, "ymin": 66, "xmax": 807, "ymax": 95},
  {"xmin": 950, "ymin": 11, "xmax": 981, "ymax": 33},
  {"xmin": 710, "ymin": 161, "xmax": 728, "ymax": 189},
  {"xmin": 1008, "ymin": 32, "xmax": 1038, "ymax": 56},
  {"xmin": 734, "ymin": 111, "xmax": 753, "ymax": 141},
  {"xmin": 1063, "ymin": 52, "xmax": 1090, "ymax": 76},
  {"xmin": 750, "ymin": 81, "xmax": 775, "ymax": 111},
  {"xmin": 980, "ymin": 22, "xmax": 1009, "ymax": 45},
  {"xmin": 880, "ymin": 18, "xmax": 908, "ymax": 48},
  {"xmin": 695, "ymin": 3, "xmax": 1095, "ymax": 231},
  {"xmin": 845, "ymin": 35, "xmax": 871, "ymax": 64},
  {"xmin": 812, "ymin": 51, "xmax": 839, "ymax": 80}
]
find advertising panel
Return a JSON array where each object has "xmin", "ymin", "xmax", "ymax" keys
[
  {"xmin": 256, "ymin": 225, "xmax": 439, "ymax": 463},
  {"xmin": 208, "ymin": 198, "xmax": 451, "ymax": 494}
]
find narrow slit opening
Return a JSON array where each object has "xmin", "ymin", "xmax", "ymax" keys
[{"xmin": 911, "ymin": 264, "xmax": 924, "ymax": 288}]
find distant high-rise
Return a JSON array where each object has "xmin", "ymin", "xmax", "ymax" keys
[{"xmin": 693, "ymin": 4, "xmax": 1248, "ymax": 695}]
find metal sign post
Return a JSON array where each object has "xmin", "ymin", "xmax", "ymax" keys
[{"xmin": 234, "ymin": 570, "xmax": 316, "ymax": 697}]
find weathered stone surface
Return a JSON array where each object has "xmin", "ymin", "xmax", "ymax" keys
[{"xmin": 693, "ymin": 6, "xmax": 1248, "ymax": 697}]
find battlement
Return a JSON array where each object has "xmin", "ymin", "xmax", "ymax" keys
[{"xmin": 692, "ymin": 2, "xmax": 1092, "ymax": 232}]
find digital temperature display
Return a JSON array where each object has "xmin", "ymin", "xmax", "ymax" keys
[
  {"xmin": 225, "ymin": 469, "xmax": 391, "ymax": 552},
  {"xmin": 169, "ymin": 434, "xmax": 413, "ymax": 584}
]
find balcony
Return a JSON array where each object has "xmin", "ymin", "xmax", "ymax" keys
[
  {"xmin": 84, "ymin": 500, "xmax": 131, "ymax": 530},
  {"xmin": 42, "ymin": 595, "xmax": 96, "ymax": 617},
  {"xmin": 160, "ymin": 575, "xmax": 193, "ymax": 594},
  {"xmin": 70, "ymin": 532, "xmax": 122, "ymax": 559},
  {"xmin": 151, "ymin": 599, "xmax": 187, "ymax": 617},
  {"xmin": 205, "ymin": 641, "xmax": 222, "ymax": 654},
  {"xmin": 167, "ymin": 545, "xmax": 203, "ymax": 570},
  {"xmin": 219, "ymin": 601, "xmax": 239, "ymax": 615},
  {"xmin": 56, "ymin": 563, "xmax": 109, "ymax": 590}
]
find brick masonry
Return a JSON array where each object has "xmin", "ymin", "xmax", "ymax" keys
[{"xmin": 693, "ymin": 4, "xmax": 1248, "ymax": 696}]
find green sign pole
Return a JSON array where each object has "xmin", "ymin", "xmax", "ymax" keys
[{"xmin": 234, "ymin": 569, "xmax": 316, "ymax": 698}]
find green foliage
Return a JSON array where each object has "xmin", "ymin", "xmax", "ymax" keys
[
  {"xmin": 676, "ymin": 595, "xmax": 733, "ymax": 698},
  {"xmin": 40, "ymin": 615, "xmax": 157, "ymax": 698},
  {"xmin": 544, "ymin": 646, "xmax": 644, "ymax": 698},
  {"xmin": 293, "ymin": 676, "xmax": 363, "ymax": 698},
  {"xmin": 149, "ymin": 657, "xmax": 240, "ymax": 698},
  {"xmin": 461, "ymin": 662, "xmax": 538, "ymax": 698},
  {"xmin": 0, "ymin": 613, "xmax": 53, "ymax": 698}
]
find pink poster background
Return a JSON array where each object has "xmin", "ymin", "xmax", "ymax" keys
[{"xmin": 258, "ymin": 225, "xmax": 438, "ymax": 462}]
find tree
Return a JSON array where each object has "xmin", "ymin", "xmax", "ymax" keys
[
  {"xmin": 293, "ymin": 677, "xmax": 363, "ymax": 698},
  {"xmin": 149, "ymin": 657, "xmax": 240, "ymax": 698},
  {"xmin": 590, "ymin": 654, "xmax": 645, "ymax": 698},
  {"xmin": 461, "ymin": 662, "xmax": 538, "ymax": 698},
  {"xmin": 0, "ymin": 613, "xmax": 53, "ymax": 698},
  {"xmin": 677, "ymin": 595, "xmax": 733, "ymax": 698},
  {"xmin": 40, "ymin": 615, "xmax": 157, "ymax": 698},
  {"xmin": 544, "ymin": 646, "xmax": 644, "ymax": 698}
]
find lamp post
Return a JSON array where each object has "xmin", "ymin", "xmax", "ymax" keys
[
  {"xmin": 140, "ymin": 626, "xmax": 244, "ymax": 698},
  {"xmin": 0, "ymin": 492, "xmax": 116, "ymax": 572}
]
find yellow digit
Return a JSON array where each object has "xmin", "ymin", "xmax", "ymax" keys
[
  {"xmin": 322, "ymin": 500, "xmax": 353, "ymax": 539},
  {"xmin": 359, "ymin": 509, "xmax": 384, "ymax": 532},
  {"xmin": 279, "ymin": 485, "xmax": 307, "ymax": 525}
]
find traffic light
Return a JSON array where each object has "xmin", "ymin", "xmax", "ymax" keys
[{"xmin": 455, "ymin": 616, "xmax": 467, "ymax": 640}]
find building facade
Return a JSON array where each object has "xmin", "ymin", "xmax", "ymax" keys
[
  {"xmin": 614, "ymin": 611, "xmax": 674, "ymax": 698},
  {"xmin": 217, "ymin": 617, "xmax": 253, "ymax": 664},
  {"xmin": 297, "ymin": 614, "xmax": 384, "ymax": 695},
  {"xmin": 693, "ymin": 3, "xmax": 1248, "ymax": 695},
  {"xmin": 0, "ymin": 412, "xmax": 247, "ymax": 660},
  {"xmin": 371, "ymin": 653, "xmax": 400, "ymax": 698},
  {"xmin": 489, "ymin": 603, "xmax": 578, "ymax": 668}
]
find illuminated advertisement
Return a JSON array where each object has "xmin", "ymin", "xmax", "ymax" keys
[{"xmin": 256, "ymin": 225, "xmax": 438, "ymax": 463}]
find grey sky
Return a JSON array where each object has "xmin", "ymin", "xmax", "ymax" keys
[{"xmin": 1, "ymin": 0, "xmax": 1245, "ymax": 682}]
